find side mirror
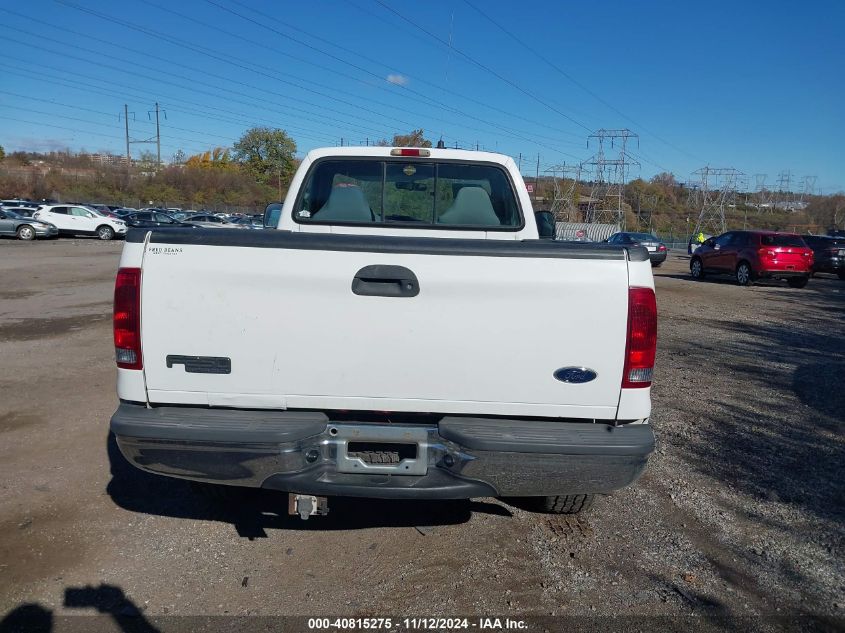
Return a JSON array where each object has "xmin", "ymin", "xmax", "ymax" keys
[
  {"xmin": 264, "ymin": 203, "xmax": 283, "ymax": 229},
  {"xmin": 534, "ymin": 210, "xmax": 555, "ymax": 239}
]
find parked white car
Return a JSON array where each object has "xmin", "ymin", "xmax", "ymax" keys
[{"xmin": 33, "ymin": 204, "xmax": 127, "ymax": 240}]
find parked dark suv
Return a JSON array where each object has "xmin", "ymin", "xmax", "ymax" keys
[
  {"xmin": 690, "ymin": 230, "xmax": 813, "ymax": 288},
  {"xmin": 804, "ymin": 235, "xmax": 845, "ymax": 279}
]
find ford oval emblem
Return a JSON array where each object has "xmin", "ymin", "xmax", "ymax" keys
[{"xmin": 554, "ymin": 367, "xmax": 598, "ymax": 384}]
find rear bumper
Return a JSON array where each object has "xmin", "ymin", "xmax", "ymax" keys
[
  {"xmin": 648, "ymin": 251, "xmax": 667, "ymax": 263},
  {"xmin": 757, "ymin": 268, "xmax": 810, "ymax": 279},
  {"xmin": 111, "ymin": 403, "xmax": 655, "ymax": 499},
  {"xmin": 32, "ymin": 225, "xmax": 59, "ymax": 237}
]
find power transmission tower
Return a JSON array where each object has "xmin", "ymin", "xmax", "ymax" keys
[
  {"xmin": 773, "ymin": 170, "xmax": 792, "ymax": 212},
  {"xmin": 120, "ymin": 103, "xmax": 163, "ymax": 173},
  {"xmin": 581, "ymin": 129, "xmax": 639, "ymax": 228},
  {"xmin": 691, "ymin": 167, "xmax": 744, "ymax": 236},
  {"xmin": 544, "ymin": 163, "xmax": 582, "ymax": 222},
  {"xmin": 798, "ymin": 175, "xmax": 817, "ymax": 205},
  {"xmin": 753, "ymin": 174, "xmax": 769, "ymax": 212}
]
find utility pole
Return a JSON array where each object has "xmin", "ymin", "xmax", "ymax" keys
[
  {"xmin": 123, "ymin": 103, "xmax": 161, "ymax": 173},
  {"xmin": 145, "ymin": 103, "xmax": 165, "ymax": 170},
  {"xmin": 154, "ymin": 102, "xmax": 161, "ymax": 169},
  {"xmin": 123, "ymin": 104, "xmax": 130, "ymax": 177},
  {"xmin": 535, "ymin": 153, "xmax": 540, "ymax": 204}
]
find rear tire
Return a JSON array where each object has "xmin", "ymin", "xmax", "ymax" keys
[
  {"xmin": 690, "ymin": 257, "xmax": 704, "ymax": 279},
  {"xmin": 736, "ymin": 261, "xmax": 753, "ymax": 286},
  {"xmin": 16, "ymin": 225, "xmax": 36, "ymax": 241},
  {"xmin": 97, "ymin": 225, "xmax": 115, "ymax": 240},
  {"xmin": 787, "ymin": 276, "xmax": 809, "ymax": 288},
  {"xmin": 539, "ymin": 494, "xmax": 595, "ymax": 514}
]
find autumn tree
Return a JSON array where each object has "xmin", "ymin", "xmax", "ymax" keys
[
  {"xmin": 185, "ymin": 147, "xmax": 233, "ymax": 170},
  {"xmin": 0, "ymin": 145, "xmax": 5, "ymax": 161},
  {"xmin": 232, "ymin": 127, "xmax": 296, "ymax": 198},
  {"xmin": 650, "ymin": 172, "xmax": 677, "ymax": 187},
  {"xmin": 377, "ymin": 129, "xmax": 433, "ymax": 148}
]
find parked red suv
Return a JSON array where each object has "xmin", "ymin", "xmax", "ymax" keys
[{"xmin": 690, "ymin": 230, "xmax": 813, "ymax": 288}]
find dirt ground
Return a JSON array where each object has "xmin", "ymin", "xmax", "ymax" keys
[{"xmin": 0, "ymin": 238, "xmax": 842, "ymax": 632}]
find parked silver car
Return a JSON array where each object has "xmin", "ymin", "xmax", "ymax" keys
[
  {"xmin": 0, "ymin": 209, "xmax": 59, "ymax": 240},
  {"xmin": 181, "ymin": 213, "xmax": 239, "ymax": 229}
]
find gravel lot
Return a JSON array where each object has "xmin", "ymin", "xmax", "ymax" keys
[{"xmin": 0, "ymin": 238, "xmax": 842, "ymax": 632}]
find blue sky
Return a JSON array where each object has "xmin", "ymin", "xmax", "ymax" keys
[{"xmin": 1, "ymin": 0, "xmax": 843, "ymax": 192}]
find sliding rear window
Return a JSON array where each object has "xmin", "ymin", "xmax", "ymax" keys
[{"xmin": 294, "ymin": 159, "xmax": 522, "ymax": 230}]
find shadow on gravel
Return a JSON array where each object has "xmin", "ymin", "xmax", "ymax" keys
[
  {"xmin": 0, "ymin": 584, "xmax": 159, "ymax": 633},
  {"xmin": 655, "ymin": 273, "xmax": 816, "ymax": 288},
  {"xmin": 672, "ymin": 303, "xmax": 845, "ymax": 524},
  {"xmin": 105, "ymin": 433, "xmax": 510, "ymax": 536}
]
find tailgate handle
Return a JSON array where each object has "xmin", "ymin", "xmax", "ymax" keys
[{"xmin": 352, "ymin": 265, "xmax": 419, "ymax": 297}]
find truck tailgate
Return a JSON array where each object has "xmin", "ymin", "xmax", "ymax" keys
[{"xmin": 139, "ymin": 231, "xmax": 630, "ymax": 419}]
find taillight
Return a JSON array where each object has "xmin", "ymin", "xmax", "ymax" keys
[
  {"xmin": 114, "ymin": 267, "xmax": 142, "ymax": 370},
  {"xmin": 622, "ymin": 287, "xmax": 657, "ymax": 389},
  {"xmin": 759, "ymin": 248, "xmax": 776, "ymax": 258},
  {"xmin": 658, "ymin": 244, "xmax": 667, "ymax": 251}
]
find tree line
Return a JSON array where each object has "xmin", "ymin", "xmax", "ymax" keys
[
  {"xmin": 1, "ymin": 129, "xmax": 842, "ymax": 232},
  {"xmin": 0, "ymin": 127, "xmax": 300, "ymax": 210}
]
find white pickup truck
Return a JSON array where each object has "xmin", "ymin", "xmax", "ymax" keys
[{"xmin": 110, "ymin": 146, "xmax": 656, "ymax": 518}]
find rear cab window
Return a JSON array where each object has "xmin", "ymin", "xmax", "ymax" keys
[{"xmin": 294, "ymin": 159, "xmax": 523, "ymax": 230}]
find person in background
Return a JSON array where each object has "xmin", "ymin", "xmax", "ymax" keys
[{"xmin": 689, "ymin": 231, "xmax": 707, "ymax": 254}]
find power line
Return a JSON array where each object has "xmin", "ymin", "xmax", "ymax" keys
[
  {"xmin": 46, "ymin": 3, "xmax": 580, "ymax": 155},
  {"xmin": 0, "ymin": 104, "xmax": 224, "ymax": 153},
  {"xmin": 2, "ymin": 91, "xmax": 248, "ymax": 146},
  {"xmin": 0, "ymin": 18, "xmax": 396, "ymax": 140},
  {"xmin": 0, "ymin": 114, "xmax": 206, "ymax": 156},
  {"xmin": 0, "ymin": 64, "xmax": 337, "ymax": 145},
  {"xmin": 0, "ymin": 38, "xmax": 389, "ymax": 144},
  {"xmin": 206, "ymin": 0, "xmax": 583, "ymax": 141},
  {"xmin": 461, "ymin": 0, "xmax": 707, "ymax": 166},
  {"xmin": 370, "ymin": 0, "xmax": 594, "ymax": 134},
  {"xmin": 157, "ymin": 0, "xmax": 583, "ymax": 151}
]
